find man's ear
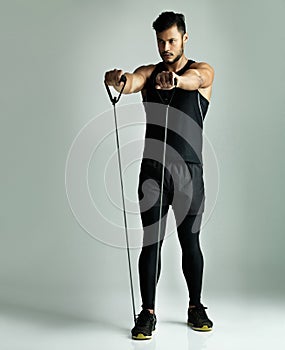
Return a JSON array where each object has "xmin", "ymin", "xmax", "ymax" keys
[{"xmin": 183, "ymin": 32, "xmax": 189, "ymax": 43}]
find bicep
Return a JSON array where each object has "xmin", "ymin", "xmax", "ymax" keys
[{"xmin": 129, "ymin": 65, "xmax": 154, "ymax": 93}]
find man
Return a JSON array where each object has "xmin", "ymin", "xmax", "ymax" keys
[{"xmin": 105, "ymin": 11, "xmax": 214, "ymax": 340}]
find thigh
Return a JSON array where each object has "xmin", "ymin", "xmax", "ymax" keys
[
  {"xmin": 172, "ymin": 162, "xmax": 205, "ymax": 226},
  {"xmin": 138, "ymin": 159, "xmax": 172, "ymax": 209},
  {"xmin": 137, "ymin": 159, "xmax": 171, "ymax": 247},
  {"xmin": 140, "ymin": 204, "xmax": 170, "ymax": 247}
]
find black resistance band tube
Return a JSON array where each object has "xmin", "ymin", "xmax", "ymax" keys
[
  {"xmin": 104, "ymin": 75, "xmax": 136, "ymax": 324},
  {"xmin": 104, "ymin": 75, "xmax": 177, "ymax": 320},
  {"xmin": 153, "ymin": 78, "xmax": 177, "ymax": 313}
]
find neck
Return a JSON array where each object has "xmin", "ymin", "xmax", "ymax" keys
[{"xmin": 164, "ymin": 55, "xmax": 188, "ymax": 72}]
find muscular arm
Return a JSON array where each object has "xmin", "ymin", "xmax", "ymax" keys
[
  {"xmin": 177, "ymin": 62, "xmax": 214, "ymax": 90},
  {"xmin": 155, "ymin": 61, "xmax": 214, "ymax": 100},
  {"xmin": 104, "ymin": 65, "xmax": 155, "ymax": 94}
]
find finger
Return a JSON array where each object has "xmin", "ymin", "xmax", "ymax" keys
[
  {"xmin": 161, "ymin": 71, "xmax": 168, "ymax": 86},
  {"xmin": 155, "ymin": 72, "xmax": 161, "ymax": 86},
  {"xmin": 165, "ymin": 72, "xmax": 174, "ymax": 87},
  {"xmin": 164, "ymin": 71, "xmax": 170, "ymax": 85},
  {"xmin": 169, "ymin": 72, "xmax": 174, "ymax": 85},
  {"xmin": 105, "ymin": 69, "xmax": 117, "ymax": 86},
  {"xmin": 167, "ymin": 72, "xmax": 173, "ymax": 87},
  {"xmin": 104, "ymin": 70, "xmax": 111, "ymax": 81},
  {"xmin": 156, "ymin": 73, "xmax": 162, "ymax": 85},
  {"xmin": 115, "ymin": 70, "xmax": 123, "ymax": 86}
]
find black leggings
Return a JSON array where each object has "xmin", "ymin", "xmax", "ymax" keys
[{"xmin": 137, "ymin": 159, "xmax": 205, "ymax": 309}]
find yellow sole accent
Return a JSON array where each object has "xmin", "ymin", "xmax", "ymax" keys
[
  {"xmin": 188, "ymin": 323, "xmax": 212, "ymax": 332},
  {"xmin": 132, "ymin": 333, "xmax": 152, "ymax": 340}
]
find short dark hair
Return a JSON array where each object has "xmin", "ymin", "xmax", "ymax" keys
[{"xmin": 152, "ymin": 11, "xmax": 186, "ymax": 34}]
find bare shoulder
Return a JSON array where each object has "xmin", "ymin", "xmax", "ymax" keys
[{"xmin": 189, "ymin": 61, "xmax": 214, "ymax": 74}]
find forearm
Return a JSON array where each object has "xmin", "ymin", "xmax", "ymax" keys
[
  {"xmin": 177, "ymin": 70, "xmax": 204, "ymax": 91},
  {"xmin": 176, "ymin": 63, "xmax": 214, "ymax": 91}
]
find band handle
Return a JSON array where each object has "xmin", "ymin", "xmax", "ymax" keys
[{"xmin": 104, "ymin": 75, "xmax": 127, "ymax": 105}]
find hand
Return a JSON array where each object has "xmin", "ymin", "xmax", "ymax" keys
[
  {"xmin": 104, "ymin": 69, "xmax": 125, "ymax": 88},
  {"xmin": 155, "ymin": 71, "xmax": 178, "ymax": 90}
]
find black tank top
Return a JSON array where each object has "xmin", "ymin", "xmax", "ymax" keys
[{"xmin": 141, "ymin": 59, "xmax": 209, "ymax": 164}]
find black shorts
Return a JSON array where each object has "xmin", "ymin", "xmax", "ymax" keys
[{"xmin": 138, "ymin": 158, "xmax": 205, "ymax": 220}]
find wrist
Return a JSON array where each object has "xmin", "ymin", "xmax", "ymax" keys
[{"xmin": 174, "ymin": 75, "xmax": 181, "ymax": 88}]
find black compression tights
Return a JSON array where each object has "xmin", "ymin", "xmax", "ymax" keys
[{"xmin": 138, "ymin": 207, "xmax": 204, "ymax": 310}]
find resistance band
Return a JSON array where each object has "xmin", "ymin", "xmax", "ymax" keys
[
  {"xmin": 104, "ymin": 75, "xmax": 136, "ymax": 323},
  {"xmin": 104, "ymin": 74, "xmax": 177, "ymax": 320}
]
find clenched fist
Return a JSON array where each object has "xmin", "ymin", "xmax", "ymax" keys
[
  {"xmin": 155, "ymin": 71, "xmax": 178, "ymax": 90},
  {"xmin": 104, "ymin": 69, "xmax": 125, "ymax": 87}
]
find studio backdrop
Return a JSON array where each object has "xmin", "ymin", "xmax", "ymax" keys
[{"xmin": 0, "ymin": 0, "xmax": 284, "ymax": 319}]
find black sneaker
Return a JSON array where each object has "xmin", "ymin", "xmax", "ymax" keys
[
  {"xmin": 131, "ymin": 309, "xmax": 156, "ymax": 340},
  {"xmin": 187, "ymin": 304, "xmax": 213, "ymax": 331}
]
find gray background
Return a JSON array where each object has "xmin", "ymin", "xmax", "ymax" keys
[{"xmin": 1, "ymin": 0, "xmax": 284, "ymax": 324}]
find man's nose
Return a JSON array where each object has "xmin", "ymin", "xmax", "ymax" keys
[{"xmin": 164, "ymin": 41, "xmax": 170, "ymax": 51}]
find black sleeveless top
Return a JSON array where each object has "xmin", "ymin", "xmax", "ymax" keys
[{"xmin": 141, "ymin": 59, "xmax": 209, "ymax": 164}]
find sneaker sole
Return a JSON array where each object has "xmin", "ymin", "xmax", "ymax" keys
[
  {"xmin": 132, "ymin": 329, "xmax": 156, "ymax": 340},
  {"xmin": 187, "ymin": 322, "xmax": 212, "ymax": 331},
  {"xmin": 132, "ymin": 333, "xmax": 152, "ymax": 340}
]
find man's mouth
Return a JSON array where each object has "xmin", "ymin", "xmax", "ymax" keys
[{"xmin": 163, "ymin": 52, "xmax": 173, "ymax": 57}]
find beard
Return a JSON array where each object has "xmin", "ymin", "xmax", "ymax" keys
[{"xmin": 161, "ymin": 46, "xmax": 184, "ymax": 65}]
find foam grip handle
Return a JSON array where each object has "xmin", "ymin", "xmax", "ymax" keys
[{"xmin": 119, "ymin": 74, "xmax": 127, "ymax": 83}]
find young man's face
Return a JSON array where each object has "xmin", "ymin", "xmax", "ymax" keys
[{"xmin": 156, "ymin": 24, "xmax": 188, "ymax": 64}]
